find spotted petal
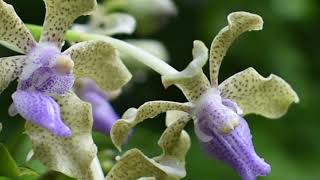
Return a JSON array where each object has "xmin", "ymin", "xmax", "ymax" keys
[
  {"xmin": 0, "ymin": 1, "xmax": 36, "ymax": 53},
  {"xmin": 25, "ymin": 92, "xmax": 97, "ymax": 179},
  {"xmin": 64, "ymin": 40, "xmax": 132, "ymax": 92},
  {"xmin": 12, "ymin": 90, "xmax": 71, "ymax": 137},
  {"xmin": 40, "ymin": 0, "xmax": 97, "ymax": 49},
  {"xmin": 0, "ymin": 56, "xmax": 26, "ymax": 93},
  {"xmin": 218, "ymin": 67, "xmax": 299, "ymax": 118},
  {"xmin": 107, "ymin": 114, "xmax": 191, "ymax": 180},
  {"xmin": 106, "ymin": 149, "xmax": 169, "ymax": 180},
  {"xmin": 111, "ymin": 101, "xmax": 192, "ymax": 151},
  {"xmin": 209, "ymin": 12, "xmax": 263, "ymax": 86},
  {"xmin": 161, "ymin": 40, "xmax": 210, "ymax": 103}
]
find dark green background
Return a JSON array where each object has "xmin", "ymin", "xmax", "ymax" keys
[{"xmin": 0, "ymin": 0, "xmax": 319, "ymax": 179}]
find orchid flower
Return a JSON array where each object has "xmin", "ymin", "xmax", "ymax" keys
[
  {"xmin": 110, "ymin": 12, "xmax": 299, "ymax": 180},
  {"xmin": 0, "ymin": 0, "xmax": 131, "ymax": 178}
]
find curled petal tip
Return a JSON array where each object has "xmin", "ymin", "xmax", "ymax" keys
[{"xmin": 228, "ymin": 11, "xmax": 264, "ymax": 31}]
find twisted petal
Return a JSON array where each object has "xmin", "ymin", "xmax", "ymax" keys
[
  {"xmin": 0, "ymin": 56, "xmax": 26, "ymax": 93},
  {"xmin": 106, "ymin": 149, "xmax": 169, "ymax": 180},
  {"xmin": 12, "ymin": 90, "xmax": 71, "ymax": 137},
  {"xmin": 209, "ymin": 12, "xmax": 263, "ymax": 86},
  {"xmin": 0, "ymin": 1, "xmax": 36, "ymax": 53},
  {"xmin": 161, "ymin": 40, "xmax": 210, "ymax": 102},
  {"xmin": 198, "ymin": 118, "xmax": 271, "ymax": 180},
  {"xmin": 25, "ymin": 92, "xmax": 97, "ymax": 179},
  {"xmin": 40, "ymin": 0, "xmax": 97, "ymax": 48},
  {"xmin": 218, "ymin": 67, "xmax": 299, "ymax": 118},
  {"xmin": 107, "ymin": 114, "xmax": 191, "ymax": 180},
  {"xmin": 155, "ymin": 113, "xmax": 191, "ymax": 166},
  {"xmin": 165, "ymin": 110, "xmax": 189, "ymax": 126},
  {"xmin": 111, "ymin": 101, "xmax": 192, "ymax": 151},
  {"xmin": 64, "ymin": 40, "xmax": 132, "ymax": 91}
]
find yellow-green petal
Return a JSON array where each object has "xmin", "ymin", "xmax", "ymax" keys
[
  {"xmin": 0, "ymin": 1, "xmax": 36, "ymax": 53},
  {"xmin": 161, "ymin": 40, "xmax": 210, "ymax": 103},
  {"xmin": 209, "ymin": 12, "xmax": 263, "ymax": 86},
  {"xmin": 40, "ymin": 0, "xmax": 97, "ymax": 48},
  {"xmin": 106, "ymin": 149, "xmax": 168, "ymax": 180},
  {"xmin": 107, "ymin": 114, "xmax": 190, "ymax": 180},
  {"xmin": 0, "ymin": 56, "xmax": 26, "ymax": 93},
  {"xmin": 111, "ymin": 101, "xmax": 192, "ymax": 151},
  {"xmin": 25, "ymin": 92, "xmax": 97, "ymax": 179},
  {"xmin": 218, "ymin": 67, "xmax": 299, "ymax": 118},
  {"xmin": 165, "ymin": 110, "xmax": 189, "ymax": 126},
  {"xmin": 155, "ymin": 113, "xmax": 191, "ymax": 168},
  {"xmin": 64, "ymin": 40, "xmax": 132, "ymax": 92}
]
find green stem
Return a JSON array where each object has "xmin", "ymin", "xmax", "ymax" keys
[{"xmin": 27, "ymin": 24, "xmax": 178, "ymax": 76}]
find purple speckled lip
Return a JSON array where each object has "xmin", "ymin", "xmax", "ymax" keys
[
  {"xmin": 194, "ymin": 89, "xmax": 271, "ymax": 180},
  {"xmin": 9, "ymin": 43, "xmax": 75, "ymax": 137},
  {"xmin": 75, "ymin": 78, "xmax": 119, "ymax": 134}
]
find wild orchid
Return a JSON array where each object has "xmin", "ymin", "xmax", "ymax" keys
[
  {"xmin": 109, "ymin": 12, "xmax": 299, "ymax": 180},
  {"xmin": 0, "ymin": 0, "xmax": 131, "ymax": 178}
]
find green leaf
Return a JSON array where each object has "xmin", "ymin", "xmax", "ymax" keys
[{"xmin": 0, "ymin": 143, "xmax": 19, "ymax": 177}]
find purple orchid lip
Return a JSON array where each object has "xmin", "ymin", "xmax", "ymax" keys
[
  {"xmin": 11, "ymin": 90, "xmax": 72, "ymax": 137},
  {"xmin": 75, "ymin": 78, "xmax": 120, "ymax": 134},
  {"xmin": 194, "ymin": 88, "xmax": 271, "ymax": 180},
  {"xmin": 9, "ymin": 43, "xmax": 76, "ymax": 137}
]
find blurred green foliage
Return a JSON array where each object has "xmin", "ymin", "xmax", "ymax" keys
[{"xmin": 0, "ymin": 0, "xmax": 319, "ymax": 179}]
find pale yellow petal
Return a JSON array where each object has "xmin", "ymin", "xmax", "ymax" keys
[
  {"xmin": 64, "ymin": 40, "xmax": 132, "ymax": 92},
  {"xmin": 209, "ymin": 12, "xmax": 263, "ymax": 86},
  {"xmin": 111, "ymin": 101, "xmax": 192, "ymax": 151},
  {"xmin": 40, "ymin": 0, "xmax": 97, "ymax": 48},
  {"xmin": 0, "ymin": 1, "xmax": 36, "ymax": 53},
  {"xmin": 161, "ymin": 40, "xmax": 210, "ymax": 102},
  {"xmin": 0, "ymin": 56, "xmax": 26, "ymax": 93},
  {"xmin": 218, "ymin": 67, "xmax": 299, "ymax": 118},
  {"xmin": 107, "ymin": 115, "xmax": 191, "ymax": 180}
]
